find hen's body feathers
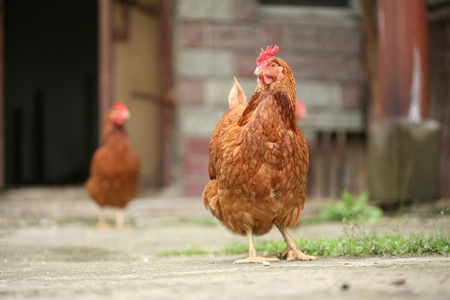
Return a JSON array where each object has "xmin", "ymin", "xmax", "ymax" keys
[{"xmin": 86, "ymin": 127, "xmax": 139, "ymax": 209}]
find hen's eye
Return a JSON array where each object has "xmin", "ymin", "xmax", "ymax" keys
[{"xmin": 271, "ymin": 63, "xmax": 276, "ymax": 68}]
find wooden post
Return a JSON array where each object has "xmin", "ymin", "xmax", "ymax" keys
[
  {"xmin": 160, "ymin": 0, "xmax": 173, "ymax": 186},
  {"xmin": 98, "ymin": 0, "xmax": 113, "ymax": 137},
  {"xmin": 0, "ymin": 0, "xmax": 4, "ymax": 188}
]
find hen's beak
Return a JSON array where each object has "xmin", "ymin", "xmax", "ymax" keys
[{"xmin": 254, "ymin": 67, "xmax": 264, "ymax": 76}]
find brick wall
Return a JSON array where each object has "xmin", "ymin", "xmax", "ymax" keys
[
  {"xmin": 174, "ymin": 0, "xmax": 365, "ymax": 196},
  {"xmin": 181, "ymin": 138, "xmax": 210, "ymax": 196}
]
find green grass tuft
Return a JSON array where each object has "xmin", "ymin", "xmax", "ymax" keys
[
  {"xmin": 26, "ymin": 216, "xmax": 41, "ymax": 227},
  {"xmin": 219, "ymin": 243, "xmax": 250, "ymax": 255},
  {"xmin": 56, "ymin": 219, "xmax": 73, "ymax": 227},
  {"xmin": 159, "ymin": 218, "xmax": 218, "ymax": 227},
  {"xmin": 156, "ymin": 247, "xmax": 208, "ymax": 257},
  {"xmin": 221, "ymin": 233, "xmax": 449, "ymax": 257}
]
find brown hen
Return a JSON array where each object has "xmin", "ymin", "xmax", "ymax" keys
[
  {"xmin": 85, "ymin": 102, "xmax": 140, "ymax": 230},
  {"xmin": 203, "ymin": 46, "xmax": 319, "ymax": 264}
]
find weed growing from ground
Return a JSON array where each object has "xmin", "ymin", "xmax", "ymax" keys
[{"xmin": 314, "ymin": 190, "xmax": 383, "ymax": 223}]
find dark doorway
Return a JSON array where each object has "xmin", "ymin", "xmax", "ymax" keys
[{"xmin": 4, "ymin": 0, "xmax": 98, "ymax": 185}]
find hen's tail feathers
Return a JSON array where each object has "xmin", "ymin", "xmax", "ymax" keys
[
  {"xmin": 202, "ymin": 180, "xmax": 220, "ymax": 214},
  {"xmin": 228, "ymin": 77, "xmax": 247, "ymax": 108}
]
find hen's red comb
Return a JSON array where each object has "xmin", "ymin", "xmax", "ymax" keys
[
  {"xmin": 112, "ymin": 102, "xmax": 128, "ymax": 111},
  {"xmin": 256, "ymin": 45, "xmax": 279, "ymax": 67}
]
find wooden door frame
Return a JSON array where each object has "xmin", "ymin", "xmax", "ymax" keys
[
  {"xmin": 159, "ymin": 0, "xmax": 173, "ymax": 186},
  {"xmin": 0, "ymin": 0, "xmax": 4, "ymax": 188},
  {"xmin": 98, "ymin": 0, "xmax": 174, "ymax": 187}
]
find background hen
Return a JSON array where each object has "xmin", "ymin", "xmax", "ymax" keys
[
  {"xmin": 85, "ymin": 102, "xmax": 140, "ymax": 230},
  {"xmin": 203, "ymin": 46, "xmax": 319, "ymax": 264}
]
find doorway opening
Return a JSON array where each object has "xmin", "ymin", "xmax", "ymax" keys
[{"xmin": 4, "ymin": 0, "xmax": 98, "ymax": 185}]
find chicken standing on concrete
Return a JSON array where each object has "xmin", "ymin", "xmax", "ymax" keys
[
  {"xmin": 203, "ymin": 45, "xmax": 319, "ymax": 264},
  {"xmin": 86, "ymin": 102, "xmax": 140, "ymax": 230}
]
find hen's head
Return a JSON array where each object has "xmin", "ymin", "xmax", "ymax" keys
[
  {"xmin": 254, "ymin": 45, "xmax": 284, "ymax": 86},
  {"xmin": 109, "ymin": 102, "xmax": 130, "ymax": 126}
]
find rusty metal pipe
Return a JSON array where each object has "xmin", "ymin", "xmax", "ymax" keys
[{"xmin": 376, "ymin": 0, "xmax": 428, "ymax": 122}]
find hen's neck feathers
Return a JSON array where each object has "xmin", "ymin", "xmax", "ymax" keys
[
  {"xmin": 238, "ymin": 57, "xmax": 297, "ymax": 130},
  {"xmin": 101, "ymin": 113, "xmax": 126, "ymax": 144},
  {"xmin": 103, "ymin": 126, "xmax": 128, "ymax": 147}
]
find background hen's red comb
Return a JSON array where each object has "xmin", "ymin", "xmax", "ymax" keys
[
  {"xmin": 256, "ymin": 45, "xmax": 279, "ymax": 67},
  {"xmin": 112, "ymin": 101, "xmax": 128, "ymax": 111}
]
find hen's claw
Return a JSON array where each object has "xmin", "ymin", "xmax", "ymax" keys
[
  {"xmin": 95, "ymin": 222, "xmax": 111, "ymax": 230},
  {"xmin": 276, "ymin": 224, "xmax": 319, "ymax": 261},
  {"xmin": 234, "ymin": 256, "xmax": 279, "ymax": 264},
  {"xmin": 280, "ymin": 248, "xmax": 319, "ymax": 261},
  {"xmin": 234, "ymin": 227, "xmax": 279, "ymax": 264},
  {"xmin": 115, "ymin": 224, "xmax": 132, "ymax": 231}
]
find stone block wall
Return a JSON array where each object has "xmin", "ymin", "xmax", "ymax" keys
[{"xmin": 174, "ymin": 0, "xmax": 365, "ymax": 196}]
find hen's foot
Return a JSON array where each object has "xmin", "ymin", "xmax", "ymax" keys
[
  {"xmin": 234, "ymin": 256, "xmax": 279, "ymax": 264},
  {"xmin": 280, "ymin": 248, "xmax": 319, "ymax": 261},
  {"xmin": 95, "ymin": 222, "xmax": 111, "ymax": 230},
  {"xmin": 115, "ymin": 224, "xmax": 132, "ymax": 231}
]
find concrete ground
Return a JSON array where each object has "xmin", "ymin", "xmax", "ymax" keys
[{"xmin": 0, "ymin": 186, "xmax": 449, "ymax": 299}]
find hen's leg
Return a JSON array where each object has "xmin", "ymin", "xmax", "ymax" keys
[
  {"xmin": 276, "ymin": 225, "xmax": 319, "ymax": 261},
  {"xmin": 233, "ymin": 228, "xmax": 279, "ymax": 264},
  {"xmin": 115, "ymin": 208, "xmax": 131, "ymax": 230},
  {"xmin": 96, "ymin": 207, "xmax": 110, "ymax": 230}
]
